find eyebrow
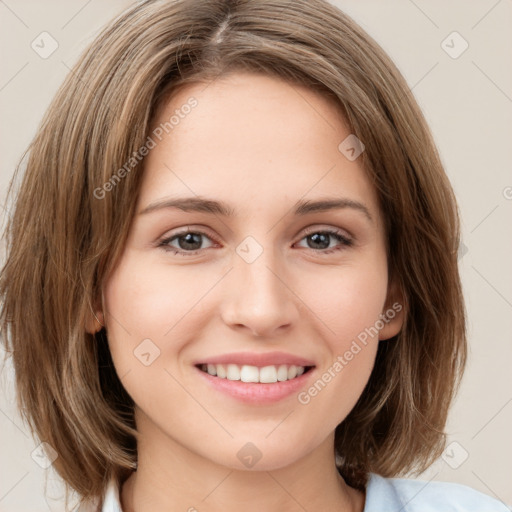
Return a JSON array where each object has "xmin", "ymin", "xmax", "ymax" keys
[{"xmin": 139, "ymin": 195, "xmax": 373, "ymax": 222}]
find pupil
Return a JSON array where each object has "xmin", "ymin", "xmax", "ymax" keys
[
  {"xmin": 180, "ymin": 233, "xmax": 201, "ymax": 250},
  {"xmin": 309, "ymin": 233, "xmax": 329, "ymax": 249}
]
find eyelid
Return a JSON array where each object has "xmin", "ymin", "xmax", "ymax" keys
[
  {"xmin": 157, "ymin": 225, "xmax": 220, "ymax": 248},
  {"xmin": 300, "ymin": 224, "xmax": 353, "ymax": 240}
]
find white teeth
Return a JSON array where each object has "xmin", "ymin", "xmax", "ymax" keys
[
  {"xmin": 216, "ymin": 364, "xmax": 227, "ymax": 379},
  {"xmin": 276, "ymin": 364, "xmax": 288, "ymax": 381},
  {"xmin": 287, "ymin": 365, "xmax": 298, "ymax": 379},
  {"xmin": 240, "ymin": 365, "xmax": 259, "ymax": 383},
  {"xmin": 259, "ymin": 365, "xmax": 277, "ymax": 383},
  {"xmin": 226, "ymin": 364, "xmax": 240, "ymax": 380},
  {"xmin": 200, "ymin": 363, "xmax": 308, "ymax": 383}
]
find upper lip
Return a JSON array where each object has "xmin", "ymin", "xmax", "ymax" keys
[{"xmin": 194, "ymin": 351, "xmax": 316, "ymax": 368}]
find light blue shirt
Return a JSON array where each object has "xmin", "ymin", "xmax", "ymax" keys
[
  {"xmin": 76, "ymin": 471, "xmax": 510, "ymax": 511},
  {"xmin": 363, "ymin": 473, "xmax": 510, "ymax": 511}
]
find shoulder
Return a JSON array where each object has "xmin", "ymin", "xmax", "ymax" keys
[{"xmin": 364, "ymin": 472, "xmax": 510, "ymax": 512}]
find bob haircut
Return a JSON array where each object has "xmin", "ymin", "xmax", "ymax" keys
[{"xmin": 0, "ymin": 0, "xmax": 466, "ymax": 506}]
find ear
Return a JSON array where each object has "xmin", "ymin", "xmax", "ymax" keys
[
  {"xmin": 85, "ymin": 296, "xmax": 105, "ymax": 334},
  {"xmin": 378, "ymin": 275, "xmax": 406, "ymax": 341}
]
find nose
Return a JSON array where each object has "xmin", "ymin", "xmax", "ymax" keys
[{"xmin": 220, "ymin": 244, "xmax": 300, "ymax": 338}]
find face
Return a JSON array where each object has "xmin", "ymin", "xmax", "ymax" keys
[{"xmin": 93, "ymin": 71, "xmax": 403, "ymax": 471}]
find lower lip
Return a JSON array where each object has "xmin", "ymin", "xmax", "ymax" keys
[{"xmin": 194, "ymin": 366, "xmax": 316, "ymax": 404}]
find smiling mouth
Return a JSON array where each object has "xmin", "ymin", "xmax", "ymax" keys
[{"xmin": 196, "ymin": 363, "xmax": 315, "ymax": 384}]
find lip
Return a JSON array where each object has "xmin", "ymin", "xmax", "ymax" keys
[
  {"xmin": 194, "ymin": 364, "xmax": 316, "ymax": 405},
  {"xmin": 192, "ymin": 351, "xmax": 316, "ymax": 368}
]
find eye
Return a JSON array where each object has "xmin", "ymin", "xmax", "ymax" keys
[
  {"xmin": 158, "ymin": 228, "xmax": 217, "ymax": 256},
  {"xmin": 157, "ymin": 227, "xmax": 353, "ymax": 257},
  {"xmin": 295, "ymin": 228, "xmax": 353, "ymax": 255}
]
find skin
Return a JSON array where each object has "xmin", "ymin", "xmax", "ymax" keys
[{"xmin": 88, "ymin": 71, "xmax": 404, "ymax": 512}]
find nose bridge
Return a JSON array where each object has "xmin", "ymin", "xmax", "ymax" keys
[
  {"xmin": 240, "ymin": 244, "xmax": 282, "ymax": 297},
  {"xmin": 221, "ymin": 235, "xmax": 298, "ymax": 336},
  {"xmin": 236, "ymin": 237, "xmax": 288, "ymax": 306}
]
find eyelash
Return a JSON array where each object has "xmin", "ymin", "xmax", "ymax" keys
[{"xmin": 157, "ymin": 227, "xmax": 353, "ymax": 257}]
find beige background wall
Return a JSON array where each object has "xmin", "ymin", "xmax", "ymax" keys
[{"xmin": 1, "ymin": 0, "xmax": 511, "ymax": 510}]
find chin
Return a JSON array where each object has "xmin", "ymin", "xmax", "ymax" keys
[{"xmin": 205, "ymin": 438, "xmax": 311, "ymax": 473}]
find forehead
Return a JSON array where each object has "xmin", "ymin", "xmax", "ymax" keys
[{"xmin": 140, "ymin": 71, "xmax": 381, "ymax": 224}]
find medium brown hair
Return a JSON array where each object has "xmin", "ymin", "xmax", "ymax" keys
[{"xmin": 0, "ymin": 0, "xmax": 466, "ymax": 507}]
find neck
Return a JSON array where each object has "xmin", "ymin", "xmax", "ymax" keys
[{"xmin": 120, "ymin": 411, "xmax": 365, "ymax": 512}]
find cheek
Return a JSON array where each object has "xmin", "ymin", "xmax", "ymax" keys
[
  {"xmin": 102, "ymin": 251, "xmax": 180, "ymax": 373},
  {"xmin": 303, "ymin": 257, "xmax": 389, "ymax": 351},
  {"xmin": 104, "ymin": 251, "xmax": 210, "ymax": 338},
  {"xmin": 292, "ymin": 318, "xmax": 383, "ymax": 431},
  {"xmin": 101, "ymin": 252, "xmax": 206, "ymax": 413},
  {"xmin": 293, "ymin": 254, "xmax": 388, "ymax": 414}
]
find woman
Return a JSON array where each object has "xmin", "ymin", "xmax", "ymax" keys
[{"xmin": 0, "ymin": 0, "xmax": 507, "ymax": 510}]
